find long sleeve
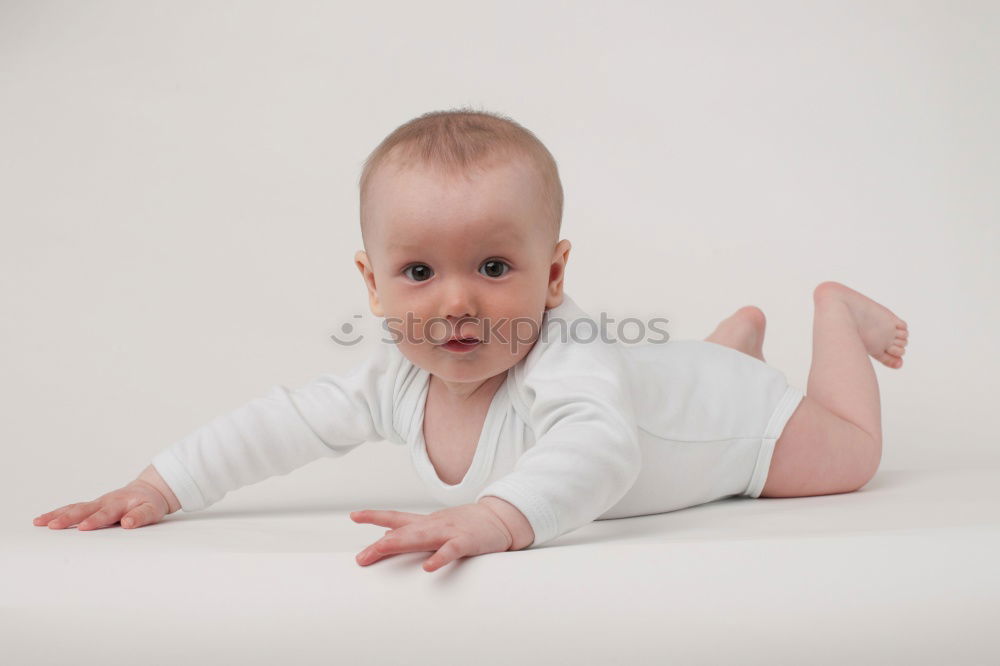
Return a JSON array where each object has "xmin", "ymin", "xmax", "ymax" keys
[
  {"xmin": 475, "ymin": 297, "xmax": 642, "ymax": 548},
  {"xmin": 151, "ymin": 341, "xmax": 403, "ymax": 512}
]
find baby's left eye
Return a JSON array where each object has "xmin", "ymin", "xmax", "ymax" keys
[{"xmin": 479, "ymin": 260, "xmax": 510, "ymax": 278}]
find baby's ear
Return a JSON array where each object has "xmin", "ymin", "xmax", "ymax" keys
[
  {"xmin": 545, "ymin": 239, "xmax": 572, "ymax": 309},
  {"xmin": 354, "ymin": 251, "xmax": 384, "ymax": 317}
]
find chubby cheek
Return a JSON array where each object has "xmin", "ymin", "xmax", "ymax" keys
[
  {"xmin": 488, "ymin": 315, "xmax": 541, "ymax": 363},
  {"xmin": 397, "ymin": 338, "xmax": 436, "ymax": 367},
  {"xmin": 380, "ymin": 307, "xmax": 435, "ymax": 345}
]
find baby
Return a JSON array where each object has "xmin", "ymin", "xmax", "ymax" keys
[{"xmin": 33, "ymin": 109, "xmax": 909, "ymax": 572}]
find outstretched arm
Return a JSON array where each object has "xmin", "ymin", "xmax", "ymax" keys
[{"xmin": 151, "ymin": 342, "xmax": 403, "ymax": 513}]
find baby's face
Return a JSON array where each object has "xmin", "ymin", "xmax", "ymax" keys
[{"xmin": 356, "ymin": 156, "xmax": 570, "ymax": 386}]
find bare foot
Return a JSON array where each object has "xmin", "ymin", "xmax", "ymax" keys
[
  {"xmin": 705, "ymin": 306, "xmax": 767, "ymax": 362},
  {"xmin": 814, "ymin": 281, "xmax": 909, "ymax": 369}
]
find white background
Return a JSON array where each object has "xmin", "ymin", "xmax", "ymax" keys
[{"xmin": 2, "ymin": 2, "xmax": 997, "ymax": 664}]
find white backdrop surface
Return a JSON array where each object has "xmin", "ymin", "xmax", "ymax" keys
[{"xmin": 2, "ymin": 1, "xmax": 997, "ymax": 664}]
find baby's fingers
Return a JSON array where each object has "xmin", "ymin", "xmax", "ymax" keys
[
  {"xmin": 33, "ymin": 505, "xmax": 75, "ymax": 526},
  {"xmin": 43, "ymin": 502, "xmax": 100, "ymax": 529},
  {"xmin": 424, "ymin": 538, "xmax": 469, "ymax": 572},
  {"xmin": 78, "ymin": 502, "xmax": 127, "ymax": 531},
  {"xmin": 350, "ymin": 509, "xmax": 423, "ymax": 529},
  {"xmin": 121, "ymin": 502, "xmax": 162, "ymax": 529}
]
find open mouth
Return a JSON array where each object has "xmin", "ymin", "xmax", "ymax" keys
[{"xmin": 441, "ymin": 337, "xmax": 481, "ymax": 352}]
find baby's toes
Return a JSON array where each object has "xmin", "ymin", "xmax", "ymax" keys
[
  {"xmin": 875, "ymin": 351, "xmax": 903, "ymax": 368},
  {"xmin": 887, "ymin": 343, "xmax": 906, "ymax": 357}
]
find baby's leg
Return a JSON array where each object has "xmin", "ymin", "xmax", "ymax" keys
[
  {"xmin": 705, "ymin": 306, "xmax": 767, "ymax": 361},
  {"xmin": 761, "ymin": 281, "xmax": 908, "ymax": 497}
]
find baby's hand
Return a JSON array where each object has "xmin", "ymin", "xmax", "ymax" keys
[
  {"xmin": 351, "ymin": 503, "xmax": 514, "ymax": 572},
  {"xmin": 33, "ymin": 479, "xmax": 171, "ymax": 531}
]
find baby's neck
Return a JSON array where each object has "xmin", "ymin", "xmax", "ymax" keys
[{"xmin": 431, "ymin": 370, "xmax": 507, "ymax": 405}]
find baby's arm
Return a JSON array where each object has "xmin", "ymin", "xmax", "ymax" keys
[
  {"xmin": 473, "ymin": 302, "xmax": 642, "ymax": 549},
  {"xmin": 151, "ymin": 342, "xmax": 402, "ymax": 512},
  {"xmin": 34, "ymin": 464, "xmax": 181, "ymax": 530},
  {"xmin": 34, "ymin": 341, "xmax": 402, "ymax": 530}
]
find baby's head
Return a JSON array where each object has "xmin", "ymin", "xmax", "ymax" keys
[{"xmin": 354, "ymin": 108, "xmax": 572, "ymax": 386}]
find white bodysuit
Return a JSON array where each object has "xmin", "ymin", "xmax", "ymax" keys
[{"xmin": 151, "ymin": 294, "xmax": 805, "ymax": 549}]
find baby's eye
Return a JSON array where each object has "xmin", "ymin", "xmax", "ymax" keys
[
  {"xmin": 403, "ymin": 264, "xmax": 434, "ymax": 282},
  {"xmin": 479, "ymin": 259, "xmax": 510, "ymax": 279}
]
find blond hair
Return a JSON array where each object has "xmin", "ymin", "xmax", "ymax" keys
[{"xmin": 358, "ymin": 107, "xmax": 563, "ymax": 248}]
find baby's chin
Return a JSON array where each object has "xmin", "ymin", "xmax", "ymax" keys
[{"xmin": 410, "ymin": 343, "xmax": 516, "ymax": 382}]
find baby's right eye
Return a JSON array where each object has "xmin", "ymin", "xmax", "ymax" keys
[{"xmin": 403, "ymin": 264, "xmax": 434, "ymax": 282}]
